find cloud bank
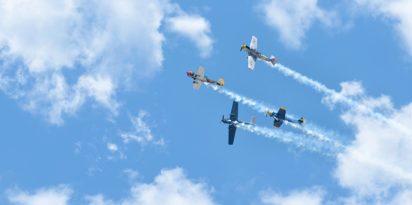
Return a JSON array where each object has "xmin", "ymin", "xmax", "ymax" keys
[{"xmin": 0, "ymin": 0, "xmax": 213, "ymax": 124}]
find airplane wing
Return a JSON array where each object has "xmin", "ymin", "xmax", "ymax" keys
[
  {"xmin": 228, "ymin": 124, "xmax": 237, "ymax": 145},
  {"xmin": 273, "ymin": 108, "xmax": 286, "ymax": 128},
  {"xmin": 250, "ymin": 36, "xmax": 257, "ymax": 50},
  {"xmin": 248, "ymin": 55, "xmax": 256, "ymax": 70},
  {"xmin": 273, "ymin": 119, "xmax": 283, "ymax": 128},
  {"xmin": 277, "ymin": 107, "xmax": 286, "ymax": 120},
  {"xmin": 230, "ymin": 101, "xmax": 238, "ymax": 121},
  {"xmin": 192, "ymin": 80, "xmax": 202, "ymax": 90},
  {"xmin": 196, "ymin": 66, "xmax": 205, "ymax": 78}
]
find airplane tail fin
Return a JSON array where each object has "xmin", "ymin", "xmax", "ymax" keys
[
  {"xmin": 270, "ymin": 56, "xmax": 277, "ymax": 65},
  {"xmin": 250, "ymin": 116, "xmax": 256, "ymax": 125},
  {"xmin": 298, "ymin": 117, "xmax": 305, "ymax": 124},
  {"xmin": 222, "ymin": 115, "xmax": 225, "ymax": 122},
  {"xmin": 218, "ymin": 78, "xmax": 225, "ymax": 86}
]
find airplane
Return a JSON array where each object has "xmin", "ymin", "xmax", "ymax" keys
[
  {"xmin": 240, "ymin": 36, "xmax": 277, "ymax": 70},
  {"xmin": 266, "ymin": 107, "xmax": 304, "ymax": 128},
  {"xmin": 222, "ymin": 101, "xmax": 255, "ymax": 145},
  {"xmin": 186, "ymin": 66, "xmax": 224, "ymax": 90}
]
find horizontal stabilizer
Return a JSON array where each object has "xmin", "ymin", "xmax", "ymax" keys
[
  {"xmin": 250, "ymin": 116, "xmax": 256, "ymax": 125},
  {"xmin": 270, "ymin": 56, "xmax": 277, "ymax": 65},
  {"xmin": 218, "ymin": 78, "xmax": 225, "ymax": 86}
]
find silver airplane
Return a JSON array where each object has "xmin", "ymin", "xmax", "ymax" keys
[
  {"xmin": 186, "ymin": 66, "xmax": 224, "ymax": 90},
  {"xmin": 240, "ymin": 36, "xmax": 277, "ymax": 70},
  {"xmin": 222, "ymin": 101, "xmax": 255, "ymax": 145}
]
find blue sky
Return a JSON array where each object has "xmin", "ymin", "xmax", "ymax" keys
[{"xmin": 1, "ymin": 0, "xmax": 412, "ymax": 204}]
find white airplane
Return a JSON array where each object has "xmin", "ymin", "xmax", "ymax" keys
[{"xmin": 240, "ymin": 36, "xmax": 277, "ymax": 70}]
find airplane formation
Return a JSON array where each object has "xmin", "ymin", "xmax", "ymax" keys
[{"xmin": 186, "ymin": 36, "xmax": 304, "ymax": 145}]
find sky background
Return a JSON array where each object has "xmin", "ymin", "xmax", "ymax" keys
[{"xmin": 1, "ymin": 0, "xmax": 412, "ymax": 204}]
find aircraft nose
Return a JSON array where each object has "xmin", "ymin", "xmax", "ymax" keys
[{"xmin": 186, "ymin": 71, "xmax": 192, "ymax": 76}]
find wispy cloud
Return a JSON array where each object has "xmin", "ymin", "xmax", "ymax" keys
[
  {"xmin": 14, "ymin": 73, "xmax": 119, "ymax": 124},
  {"xmin": 261, "ymin": 187, "xmax": 325, "ymax": 205},
  {"xmin": 167, "ymin": 14, "xmax": 213, "ymax": 58},
  {"xmin": 353, "ymin": 0, "xmax": 412, "ymax": 57},
  {"xmin": 257, "ymin": 0, "xmax": 338, "ymax": 49},
  {"xmin": 106, "ymin": 143, "xmax": 119, "ymax": 153},
  {"xmin": 7, "ymin": 185, "xmax": 72, "ymax": 205},
  {"xmin": 6, "ymin": 168, "xmax": 217, "ymax": 205},
  {"xmin": 86, "ymin": 168, "xmax": 217, "ymax": 205},
  {"xmin": 120, "ymin": 110, "xmax": 165, "ymax": 146}
]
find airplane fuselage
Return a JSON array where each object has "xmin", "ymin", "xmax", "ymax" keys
[
  {"xmin": 221, "ymin": 118, "xmax": 241, "ymax": 126},
  {"xmin": 186, "ymin": 71, "xmax": 223, "ymax": 86},
  {"xmin": 242, "ymin": 46, "xmax": 264, "ymax": 60},
  {"xmin": 267, "ymin": 108, "xmax": 304, "ymax": 128},
  {"xmin": 187, "ymin": 72, "xmax": 205, "ymax": 82},
  {"xmin": 243, "ymin": 46, "xmax": 273, "ymax": 61}
]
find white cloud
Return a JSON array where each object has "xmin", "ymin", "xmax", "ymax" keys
[
  {"xmin": 261, "ymin": 187, "xmax": 325, "ymax": 205},
  {"xmin": 0, "ymin": 0, "xmax": 168, "ymax": 74},
  {"xmin": 15, "ymin": 73, "xmax": 118, "ymax": 124},
  {"xmin": 86, "ymin": 168, "xmax": 217, "ymax": 205},
  {"xmin": 338, "ymin": 81, "xmax": 364, "ymax": 97},
  {"xmin": 120, "ymin": 110, "xmax": 165, "ymax": 146},
  {"xmin": 0, "ymin": 0, "xmax": 83, "ymax": 72},
  {"xmin": 354, "ymin": 0, "xmax": 412, "ymax": 57},
  {"xmin": 106, "ymin": 143, "xmax": 118, "ymax": 153},
  {"xmin": 6, "ymin": 168, "xmax": 217, "ymax": 205},
  {"xmin": 336, "ymin": 102, "xmax": 412, "ymax": 195},
  {"xmin": 167, "ymin": 15, "xmax": 213, "ymax": 57},
  {"xmin": 123, "ymin": 169, "xmax": 139, "ymax": 182},
  {"xmin": 326, "ymin": 81, "xmax": 412, "ymax": 203},
  {"xmin": 271, "ymin": 81, "xmax": 412, "ymax": 204},
  {"xmin": 388, "ymin": 190, "xmax": 412, "ymax": 205},
  {"xmin": 0, "ymin": 0, "xmax": 213, "ymax": 124},
  {"xmin": 257, "ymin": 0, "xmax": 337, "ymax": 49},
  {"xmin": 7, "ymin": 185, "xmax": 72, "ymax": 205}
]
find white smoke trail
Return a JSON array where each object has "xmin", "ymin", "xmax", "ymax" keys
[
  {"xmin": 203, "ymin": 83, "xmax": 343, "ymax": 148},
  {"xmin": 270, "ymin": 63, "xmax": 335, "ymax": 95},
  {"xmin": 205, "ymin": 83, "xmax": 272, "ymax": 113},
  {"xmin": 269, "ymin": 62, "xmax": 412, "ymax": 136},
  {"xmin": 267, "ymin": 62, "xmax": 412, "ymax": 184},
  {"xmin": 284, "ymin": 121, "xmax": 342, "ymax": 148},
  {"xmin": 236, "ymin": 123, "xmax": 343, "ymax": 155}
]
